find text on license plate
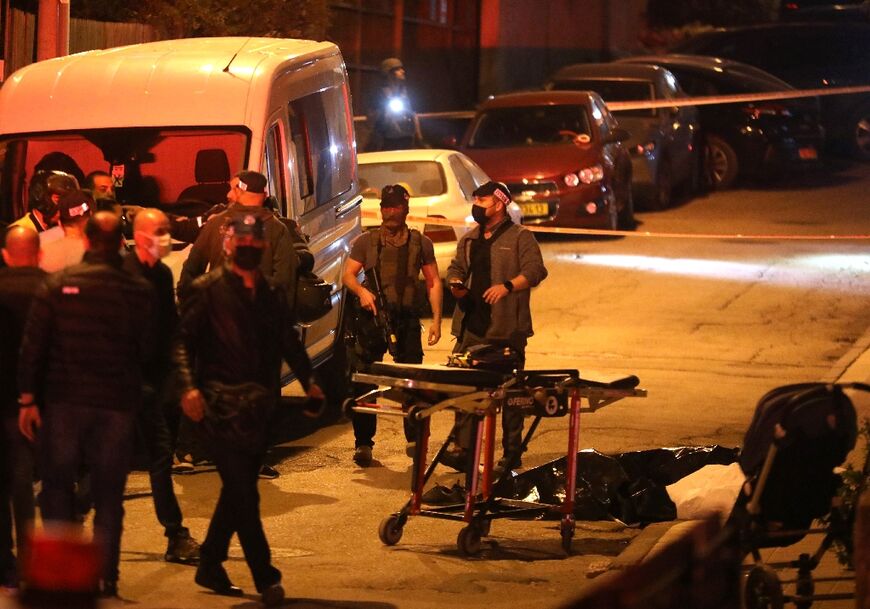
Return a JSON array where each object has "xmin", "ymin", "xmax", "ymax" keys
[
  {"xmin": 799, "ymin": 147, "xmax": 817, "ymax": 160},
  {"xmin": 520, "ymin": 203, "xmax": 549, "ymax": 217}
]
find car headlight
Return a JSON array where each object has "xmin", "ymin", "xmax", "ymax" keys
[{"xmin": 563, "ymin": 173, "xmax": 580, "ymax": 187}]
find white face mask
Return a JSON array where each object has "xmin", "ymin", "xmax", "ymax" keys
[{"xmin": 140, "ymin": 231, "xmax": 172, "ymax": 259}]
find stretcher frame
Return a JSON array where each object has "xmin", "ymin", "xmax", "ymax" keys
[{"xmin": 348, "ymin": 362, "xmax": 647, "ymax": 556}]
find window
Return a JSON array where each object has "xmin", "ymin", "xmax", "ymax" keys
[
  {"xmin": 289, "ymin": 84, "xmax": 355, "ymax": 215},
  {"xmin": 357, "ymin": 161, "xmax": 444, "ymax": 198},
  {"xmin": 554, "ymin": 79, "xmax": 658, "ymax": 118},
  {"xmin": 263, "ymin": 123, "xmax": 287, "ymax": 216},
  {"xmin": 468, "ymin": 105, "xmax": 592, "ymax": 149}
]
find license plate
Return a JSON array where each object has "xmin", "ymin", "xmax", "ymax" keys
[
  {"xmin": 520, "ymin": 202, "xmax": 549, "ymax": 217},
  {"xmin": 799, "ymin": 147, "xmax": 817, "ymax": 160}
]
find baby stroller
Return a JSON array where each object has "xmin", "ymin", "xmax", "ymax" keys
[{"xmin": 729, "ymin": 382, "xmax": 869, "ymax": 609}]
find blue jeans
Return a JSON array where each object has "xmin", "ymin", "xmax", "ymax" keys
[{"xmin": 39, "ymin": 405, "xmax": 135, "ymax": 583}]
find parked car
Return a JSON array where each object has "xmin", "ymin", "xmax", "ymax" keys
[
  {"xmin": 617, "ymin": 55, "xmax": 824, "ymax": 189},
  {"xmin": 458, "ymin": 91, "xmax": 634, "ymax": 229},
  {"xmin": 674, "ymin": 21, "xmax": 870, "ymax": 159},
  {"xmin": 779, "ymin": 0, "xmax": 870, "ymax": 21},
  {"xmin": 546, "ymin": 63, "xmax": 700, "ymax": 210},
  {"xmin": 357, "ymin": 149, "xmax": 522, "ymax": 277}
]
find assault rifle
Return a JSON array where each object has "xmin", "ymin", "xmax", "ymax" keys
[{"xmin": 366, "ymin": 267, "xmax": 399, "ymax": 358}]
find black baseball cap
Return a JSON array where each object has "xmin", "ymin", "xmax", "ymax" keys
[
  {"xmin": 58, "ymin": 190, "xmax": 94, "ymax": 221},
  {"xmin": 226, "ymin": 214, "xmax": 265, "ymax": 239},
  {"xmin": 472, "ymin": 181, "xmax": 511, "ymax": 204},
  {"xmin": 380, "ymin": 184, "xmax": 410, "ymax": 208},
  {"xmin": 235, "ymin": 171, "xmax": 267, "ymax": 194}
]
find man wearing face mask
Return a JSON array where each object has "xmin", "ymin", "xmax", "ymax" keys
[
  {"xmin": 124, "ymin": 208, "xmax": 202, "ymax": 566},
  {"xmin": 445, "ymin": 181, "xmax": 547, "ymax": 474},
  {"xmin": 342, "ymin": 184, "xmax": 442, "ymax": 466},
  {"xmin": 173, "ymin": 214, "xmax": 323, "ymax": 605}
]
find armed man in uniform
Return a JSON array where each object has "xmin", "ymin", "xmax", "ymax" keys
[{"xmin": 342, "ymin": 184, "xmax": 442, "ymax": 466}]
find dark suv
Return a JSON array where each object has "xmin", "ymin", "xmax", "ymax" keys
[{"xmin": 674, "ymin": 22, "xmax": 870, "ymax": 159}]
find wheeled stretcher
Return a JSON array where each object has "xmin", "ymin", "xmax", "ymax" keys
[{"xmin": 347, "ymin": 362, "xmax": 647, "ymax": 556}]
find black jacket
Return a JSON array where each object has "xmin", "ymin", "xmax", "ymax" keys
[
  {"xmin": 172, "ymin": 264, "xmax": 313, "ymax": 403},
  {"xmin": 122, "ymin": 252, "xmax": 178, "ymax": 385},
  {"xmin": 17, "ymin": 251, "xmax": 155, "ymax": 411},
  {"xmin": 0, "ymin": 266, "xmax": 47, "ymax": 415}
]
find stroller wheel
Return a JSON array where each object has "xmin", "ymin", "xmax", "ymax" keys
[{"xmin": 744, "ymin": 565, "xmax": 784, "ymax": 609}]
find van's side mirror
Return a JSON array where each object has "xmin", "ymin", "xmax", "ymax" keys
[{"xmin": 604, "ymin": 127, "xmax": 631, "ymax": 144}]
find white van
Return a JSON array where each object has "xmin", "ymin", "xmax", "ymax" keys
[{"xmin": 0, "ymin": 37, "xmax": 362, "ymax": 405}]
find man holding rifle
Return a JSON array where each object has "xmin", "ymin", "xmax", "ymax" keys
[{"xmin": 342, "ymin": 184, "xmax": 442, "ymax": 466}]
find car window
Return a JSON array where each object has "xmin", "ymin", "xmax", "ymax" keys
[
  {"xmin": 552, "ymin": 79, "xmax": 657, "ymax": 118},
  {"xmin": 357, "ymin": 161, "xmax": 445, "ymax": 198},
  {"xmin": 468, "ymin": 105, "xmax": 591, "ymax": 148}
]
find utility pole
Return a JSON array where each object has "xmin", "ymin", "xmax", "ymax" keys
[{"xmin": 36, "ymin": 0, "xmax": 69, "ymax": 61}]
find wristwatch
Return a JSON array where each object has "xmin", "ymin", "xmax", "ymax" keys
[{"xmin": 503, "ymin": 280, "xmax": 514, "ymax": 293}]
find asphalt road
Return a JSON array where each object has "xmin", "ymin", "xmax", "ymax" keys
[{"xmin": 29, "ymin": 160, "xmax": 870, "ymax": 608}]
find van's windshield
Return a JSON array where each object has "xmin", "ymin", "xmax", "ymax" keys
[{"xmin": 0, "ymin": 127, "xmax": 250, "ymax": 223}]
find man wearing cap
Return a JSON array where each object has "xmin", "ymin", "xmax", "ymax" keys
[
  {"xmin": 445, "ymin": 181, "xmax": 547, "ymax": 473},
  {"xmin": 176, "ymin": 170, "xmax": 296, "ymax": 303},
  {"xmin": 365, "ymin": 57, "xmax": 421, "ymax": 151},
  {"xmin": 342, "ymin": 184, "xmax": 442, "ymax": 466},
  {"xmin": 0, "ymin": 225, "xmax": 45, "ymax": 590},
  {"xmin": 124, "ymin": 208, "xmax": 201, "ymax": 566},
  {"xmin": 173, "ymin": 213, "xmax": 324, "ymax": 605},
  {"xmin": 39, "ymin": 189, "xmax": 93, "ymax": 272},
  {"xmin": 17, "ymin": 211, "xmax": 155, "ymax": 598}
]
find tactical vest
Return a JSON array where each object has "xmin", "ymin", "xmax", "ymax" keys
[{"xmin": 365, "ymin": 227, "xmax": 424, "ymax": 312}]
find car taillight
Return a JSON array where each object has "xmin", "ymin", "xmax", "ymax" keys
[
  {"xmin": 743, "ymin": 103, "xmax": 793, "ymax": 119},
  {"xmin": 424, "ymin": 216, "xmax": 456, "ymax": 243}
]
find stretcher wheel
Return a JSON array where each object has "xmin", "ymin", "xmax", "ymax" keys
[
  {"xmin": 560, "ymin": 519, "xmax": 575, "ymax": 555},
  {"xmin": 378, "ymin": 514, "xmax": 403, "ymax": 546},
  {"xmin": 477, "ymin": 518, "xmax": 491, "ymax": 537},
  {"xmin": 744, "ymin": 565, "xmax": 784, "ymax": 609},
  {"xmin": 457, "ymin": 525, "xmax": 481, "ymax": 556}
]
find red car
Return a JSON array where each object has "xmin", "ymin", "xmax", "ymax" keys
[{"xmin": 459, "ymin": 90, "xmax": 635, "ymax": 230}]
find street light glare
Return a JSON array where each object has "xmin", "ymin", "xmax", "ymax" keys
[{"xmin": 560, "ymin": 253, "xmax": 870, "ymax": 294}]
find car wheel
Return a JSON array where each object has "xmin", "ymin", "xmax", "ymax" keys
[
  {"xmin": 647, "ymin": 158, "xmax": 672, "ymax": 211},
  {"xmin": 850, "ymin": 104, "xmax": 870, "ymax": 161},
  {"xmin": 705, "ymin": 135, "xmax": 739, "ymax": 189},
  {"xmin": 616, "ymin": 172, "xmax": 636, "ymax": 230}
]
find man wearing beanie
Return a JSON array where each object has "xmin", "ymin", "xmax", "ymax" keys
[
  {"xmin": 445, "ymin": 181, "xmax": 547, "ymax": 474},
  {"xmin": 342, "ymin": 184, "xmax": 442, "ymax": 466}
]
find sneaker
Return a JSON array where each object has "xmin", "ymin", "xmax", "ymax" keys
[
  {"xmin": 172, "ymin": 454, "xmax": 195, "ymax": 475},
  {"xmin": 258, "ymin": 464, "xmax": 280, "ymax": 479},
  {"xmin": 98, "ymin": 579, "xmax": 119, "ymax": 599},
  {"xmin": 495, "ymin": 456, "xmax": 522, "ymax": 475},
  {"xmin": 440, "ymin": 448, "xmax": 468, "ymax": 473},
  {"xmin": 261, "ymin": 582, "xmax": 285, "ymax": 607},
  {"xmin": 165, "ymin": 530, "xmax": 201, "ymax": 565},
  {"xmin": 195, "ymin": 564, "xmax": 243, "ymax": 597},
  {"xmin": 353, "ymin": 445, "xmax": 373, "ymax": 467}
]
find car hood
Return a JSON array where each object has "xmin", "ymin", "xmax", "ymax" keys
[{"xmin": 462, "ymin": 144, "xmax": 602, "ymax": 181}]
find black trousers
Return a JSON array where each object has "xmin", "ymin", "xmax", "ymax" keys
[
  {"xmin": 350, "ymin": 315, "xmax": 423, "ymax": 448},
  {"xmin": 1, "ymin": 414, "xmax": 36, "ymax": 585},
  {"xmin": 452, "ymin": 330, "xmax": 527, "ymax": 456},
  {"xmin": 39, "ymin": 404, "xmax": 135, "ymax": 584},
  {"xmin": 199, "ymin": 444, "xmax": 280, "ymax": 593},
  {"xmin": 137, "ymin": 383, "xmax": 185, "ymax": 538}
]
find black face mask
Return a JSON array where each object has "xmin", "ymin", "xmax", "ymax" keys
[
  {"xmin": 234, "ymin": 245, "xmax": 264, "ymax": 270},
  {"xmin": 471, "ymin": 204, "xmax": 489, "ymax": 225}
]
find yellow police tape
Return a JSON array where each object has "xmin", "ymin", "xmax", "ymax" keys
[
  {"xmin": 361, "ymin": 209, "xmax": 870, "ymax": 240},
  {"xmin": 354, "ymin": 84, "xmax": 870, "ymax": 122}
]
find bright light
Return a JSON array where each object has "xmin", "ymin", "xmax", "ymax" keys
[
  {"xmin": 329, "ymin": 144, "xmax": 339, "ymax": 156},
  {"xmin": 564, "ymin": 173, "xmax": 580, "ymax": 187},
  {"xmin": 388, "ymin": 97, "xmax": 405, "ymax": 113},
  {"xmin": 556, "ymin": 253, "xmax": 870, "ymax": 294},
  {"xmin": 578, "ymin": 164, "xmax": 604, "ymax": 184}
]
